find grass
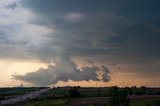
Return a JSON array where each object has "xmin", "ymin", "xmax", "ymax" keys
[
  {"xmin": 5, "ymin": 97, "xmax": 160, "ymax": 106},
  {"xmin": 83, "ymin": 98, "xmax": 160, "ymax": 106},
  {"xmin": 130, "ymin": 98, "xmax": 160, "ymax": 106}
]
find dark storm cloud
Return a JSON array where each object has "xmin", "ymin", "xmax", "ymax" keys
[
  {"xmin": 28, "ymin": 13, "xmax": 128, "ymax": 59},
  {"xmin": 93, "ymin": 22, "xmax": 160, "ymax": 76},
  {"xmin": 110, "ymin": 23, "xmax": 160, "ymax": 65},
  {"xmin": 21, "ymin": 0, "xmax": 110, "ymax": 14},
  {"xmin": 21, "ymin": 0, "xmax": 160, "ymax": 15},
  {"xmin": 10, "ymin": 0, "xmax": 160, "ymax": 85},
  {"xmin": 18, "ymin": 0, "xmax": 160, "ymax": 60}
]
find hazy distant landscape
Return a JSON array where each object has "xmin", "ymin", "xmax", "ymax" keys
[{"xmin": 0, "ymin": 86, "xmax": 160, "ymax": 106}]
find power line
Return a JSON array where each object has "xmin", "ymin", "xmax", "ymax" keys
[
  {"xmin": 0, "ymin": 77, "xmax": 14, "ymax": 85},
  {"xmin": 0, "ymin": 81, "xmax": 11, "ymax": 87},
  {"xmin": 0, "ymin": 76, "xmax": 17, "ymax": 87},
  {"xmin": 0, "ymin": 78, "xmax": 12, "ymax": 84},
  {"xmin": 0, "ymin": 75, "xmax": 24, "ymax": 87}
]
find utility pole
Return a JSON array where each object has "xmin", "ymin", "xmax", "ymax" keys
[
  {"xmin": 20, "ymin": 83, "xmax": 23, "ymax": 106},
  {"xmin": 21, "ymin": 83, "xmax": 23, "ymax": 88}
]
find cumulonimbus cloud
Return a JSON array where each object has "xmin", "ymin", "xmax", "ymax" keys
[
  {"xmin": 2, "ymin": 0, "xmax": 160, "ymax": 86},
  {"xmin": 13, "ymin": 57, "xmax": 110, "ymax": 86}
]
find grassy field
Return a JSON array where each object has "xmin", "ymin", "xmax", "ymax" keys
[
  {"xmin": 80, "ymin": 98, "xmax": 160, "ymax": 106},
  {"xmin": 130, "ymin": 98, "xmax": 160, "ymax": 106},
  {"xmin": 13, "ymin": 98, "xmax": 160, "ymax": 106},
  {"xmin": 1, "ymin": 87, "xmax": 160, "ymax": 106}
]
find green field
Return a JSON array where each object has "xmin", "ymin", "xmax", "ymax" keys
[
  {"xmin": 9, "ymin": 98, "xmax": 160, "ymax": 106},
  {"xmin": 130, "ymin": 98, "xmax": 160, "ymax": 106}
]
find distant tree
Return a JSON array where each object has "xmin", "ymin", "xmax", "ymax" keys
[
  {"xmin": 125, "ymin": 87, "xmax": 133, "ymax": 95},
  {"xmin": 109, "ymin": 86, "xmax": 130, "ymax": 106},
  {"xmin": 69, "ymin": 88, "xmax": 81, "ymax": 98},
  {"xmin": 140, "ymin": 86, "xmax": 147, "ymax": 94},
  {"xmin": 135, "ymin": 86, "xmax": 147, "ymax": 95},
  {"xmin": 119, "ymin": 89, "xmax": 130, "ymax": 106},
  {"xmin": 131, "ymin": 86, "xmax": 137, "ymax": 89},
  {"xmin": 109, "ymin": 86, "xmax": 119, "ymax": 106}
]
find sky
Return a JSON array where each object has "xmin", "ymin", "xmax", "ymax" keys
[{"xmin": 0, "ymin": 0, "xmax": 160, "ymax": 87}]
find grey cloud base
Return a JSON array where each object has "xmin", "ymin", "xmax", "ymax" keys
[{"xmin": 13, "ymin": 58, "xmax": 110, "ymax": 86}]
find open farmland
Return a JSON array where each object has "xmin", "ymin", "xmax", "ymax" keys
[{"xmin": 0, "ymin": 86, "xmax": 160, "ymax": 106}]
